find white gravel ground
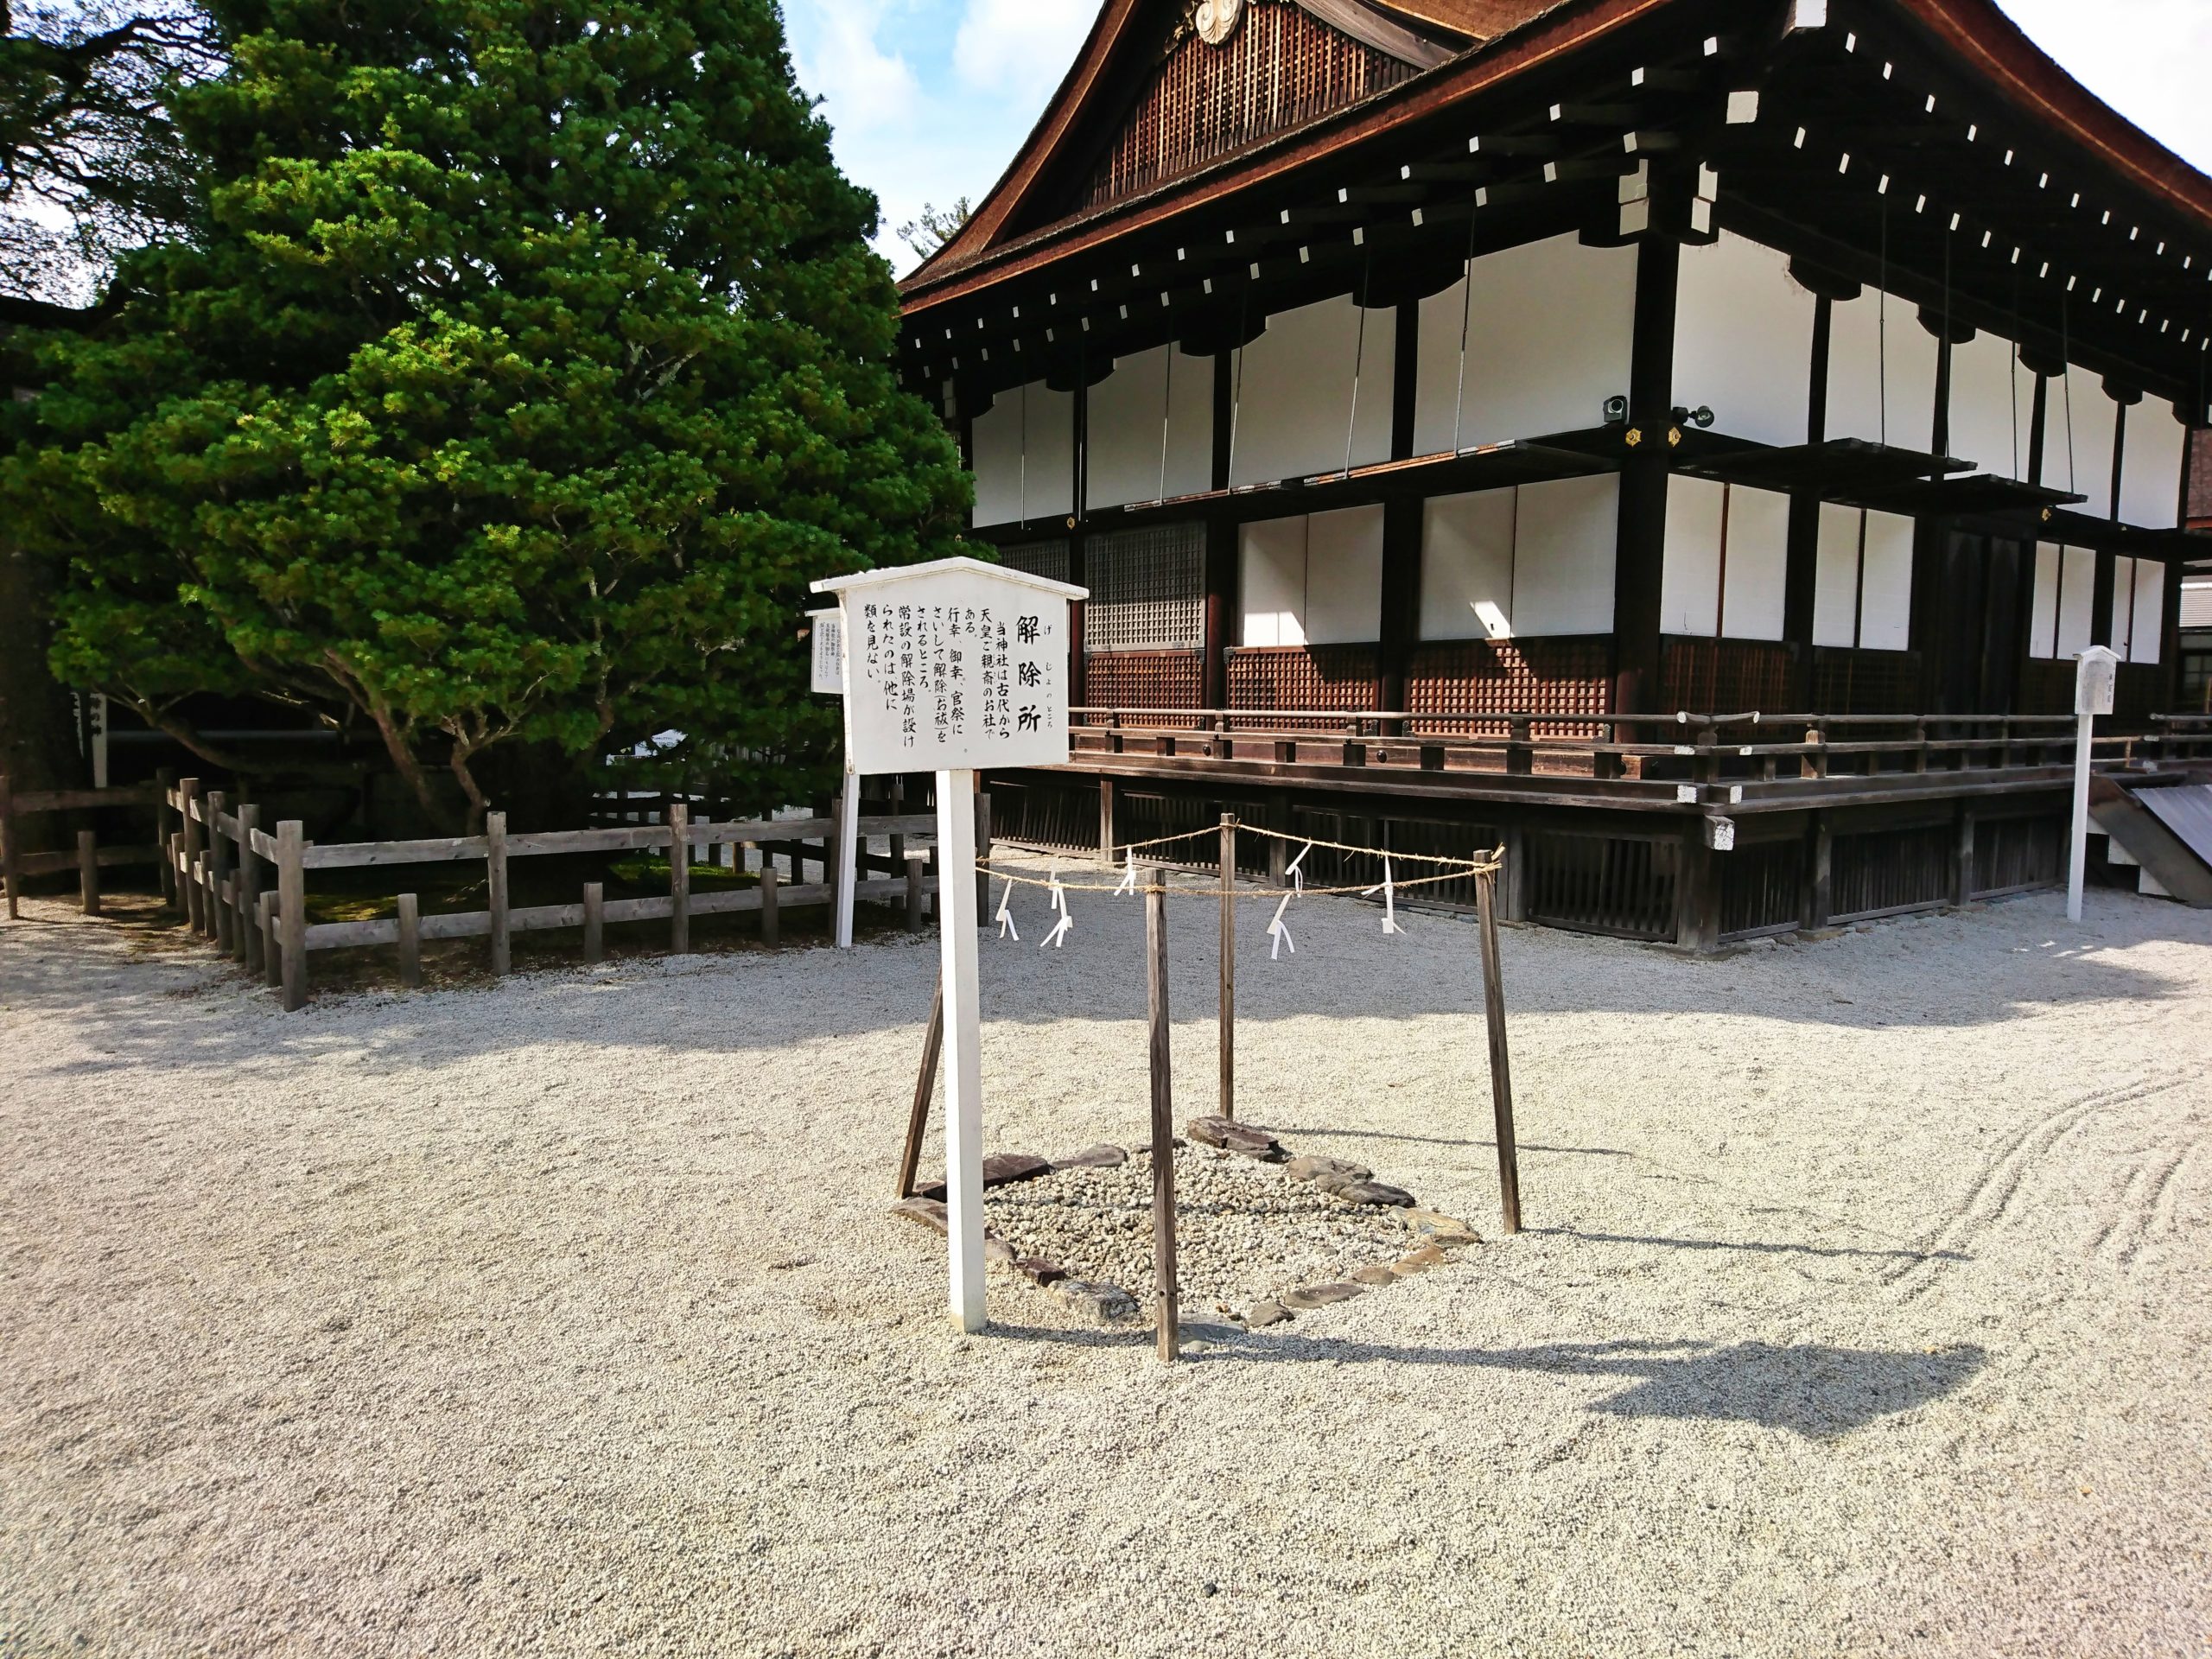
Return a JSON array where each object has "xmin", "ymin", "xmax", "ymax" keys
[{"xmin": 2, "ymin": 863, "xmax": 2209, "ymax": 1658}]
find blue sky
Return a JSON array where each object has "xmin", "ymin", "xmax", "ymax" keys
[{"xmin": 782, "ymin": 0, "xmax": 2212, "ymax": 276}]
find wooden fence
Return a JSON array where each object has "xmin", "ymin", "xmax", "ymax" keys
[
  {"xmin": 0, "ymin": 772, "xmax": 173, "ymax": 919},
  {"xmin": 157, "ymin": 781, "xmax": 967, "ymax": 1011}
]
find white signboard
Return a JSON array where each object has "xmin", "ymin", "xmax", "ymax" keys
[
  {"xmin": 808, "ymin": 608, "xmax": 844, "ymax": 696},
  {"xmin": 812, "ymin": 557, "xmax": 1086, "ymax": 776},
  {"xmin": 2074, "ymin": 645, "xmax": 2117, "ymax": 716}
]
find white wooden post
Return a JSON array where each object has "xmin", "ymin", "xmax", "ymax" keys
[
  {"xmin": 935, "ymin": 769, "xmax": 985, "ymax": 1332},
  {"xmin": 2068, "ymin": 646, "xmax": 2117, "ymax": 925},
  {"xmin": 835, "ymin": 779, "xmax": 861, "ymax": 949}
]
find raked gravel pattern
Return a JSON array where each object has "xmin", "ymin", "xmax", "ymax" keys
[{"xmin": 3, "ymin": 865, "xmax": 2210, "ymax": 1658}]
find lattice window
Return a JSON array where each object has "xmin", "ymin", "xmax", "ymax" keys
[
  {"xmin": 1226, "ymin": 644, "xmax": 1378, "ymax": 715},
  {"xmin": 1406, "ymin": 639, "xmax": 1612, "ymax": 735},
  {"xmin": 996, "ymin": 538, "xmax": 1071, "ymax": 585},
  {"xmin": 1089, "ymin": 2, "xmax": 1417, "ymax": 207},
  {"xmin": 1084, "ymin": 649, "xmax": 1205, "ymax": 712},
  {"xmin": 1084, "ymin": 523, "xmax": 1205, "ymax": 653},
  {"xmin": 1659, "ymin": 638, "xmax": 1796, "ymax": 714}
]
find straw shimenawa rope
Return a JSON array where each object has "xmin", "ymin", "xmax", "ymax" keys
[{"xmin": 978, "ymin": 824, "xmax": 1503, "ymax": 899}]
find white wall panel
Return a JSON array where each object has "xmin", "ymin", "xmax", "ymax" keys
[
  {"xmin": 1722, "ymin": 486, "xmax": 1790, "ymax": 642},
  {"xmin": 1812, "ymin": 502, "xmax": 1863, "ymax": 647},
  {"xmin": 1413, "ymin": 234, "xmax": 1637, "ymax": 453},
  {"xmin": 2132, "ymin": 559, "xmax": 2165, "ymax": 664},
  {"xmin": 969, "ymin": 379, "xmax": 1072, "ymax": 526},
  {"xmin": 1304, "ymin": 505, "xmax": 1384, "ymax": 644},
  {"xmin": 2108, "ymin": 556, "xmax": 2139, "ymax": 658},
  {"xmin": 2119, "ymin": 402, "xmax": 2186, "ymax": 529},
  {"xmin": 1085, "ymin": 345, "xmax": 1213, "ymax": 511},
  {"xmin": 1420, "ymin": 488, "xmax": 1517, "ymax": 640},
  {"xmin": 1661, "ymin": 474, "xmax": 1726, "ymax": 636},
  {"xmin": 1230, "ymin": 296, "xmax": 1394, "ymax": 486},
  {"xmin": 1859, "ymin": 510, "xmax": 1915, "ymax": 651},
  {"xmin": 2040, "ymin": 368, "xmax": 2119, "ymax": 517},
  {"xmin": 2055, "ymin": 544, "xmax": 2095, "ymax": 659},
  {"xmin": 1948, "ymin": 331, "xmax": 2033, "ymax": 480},
  {"xmin": 1672, "ymin": 231, "xmax": 1814, "ymax": 447},
  {"xmin": 1827, "ymin": 289, "xmax": 1938, "ymax": 454},
  {"xmin": 1512, "ymin": 474, "xmax": 1617, "ymax": 635},
  {"xmin": 2029, "ymin": 541, "xmax": 2061, "ymax": 658},
  {"xmin": 1237, "ymin": 516, "xmax": 1306, "ymax": 647}
]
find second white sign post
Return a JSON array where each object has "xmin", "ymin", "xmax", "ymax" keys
[{"xmin": 811, "ymin": 557, "xmax": 1087, "ymax": 1332}]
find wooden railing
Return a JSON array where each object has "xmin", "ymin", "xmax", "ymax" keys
[
  {"xmin": 1065, "ymin": 708, "xmax": 2212, "ymax": 808},
  {"xmin": 0, "ymin": 773, "xmax": 171, "ymax": 919}
]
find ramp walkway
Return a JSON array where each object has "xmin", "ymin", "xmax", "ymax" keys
[{"xmin": 2090, "ymin": 779, "xmax": 2212, "ymax": 907}]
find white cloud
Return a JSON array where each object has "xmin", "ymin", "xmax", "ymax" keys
[
  {"xmin": 952, "ymin": 0, "xmax": 1094, "ymax": 97},
  {"xmin": 789, "ymin": 0, "xmax": 923, "ymax": 137},
  {"xmin": 1996, "ymin": 0, "xmax": 2212, "ymax": 171}
]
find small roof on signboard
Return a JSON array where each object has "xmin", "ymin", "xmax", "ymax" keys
[{"xmin": 810, "ymin": 555, "xmax": 1087, "ymax": 601}]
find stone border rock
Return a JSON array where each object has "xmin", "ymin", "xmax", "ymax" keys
[{"xmin": 889, "ymin": 1122, "xmax": 1481, "ymax": 1331}]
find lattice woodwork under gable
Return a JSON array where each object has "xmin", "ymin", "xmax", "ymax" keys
[
  {"xmin": 1406, "ymin": 638, "xmax": 1612, "ymax": 735},
  {"xmin": 1088, "ymin": 2, "xmax": 1419, "ymax": 207},
  {"xmin": 1226, "ymin": 644, "xmax": 1380, "ymax": 717}
]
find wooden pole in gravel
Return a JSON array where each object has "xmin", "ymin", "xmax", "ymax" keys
[
  {"xmin": 1, "ymin": 772, "xmax": 16, "ymax": 919},
  {"xmin": 205, "ymin": 790, "xmax": 232, "ymax": 954},
  {"xmin": 1474, "ymin": 861, "xmax": 1522, "ymax": 1235},
  {"xmin": 582, "ymin": 881, "xmax": 604, "ymax": 963},
  {"xmin": 669, "ymin": 801, "xmax": 690, "ymax": 956},
  {"xmin": 1147, "ymin": 868, "xmax": 1180, "ymax": 1363},
  {"xmin": 1218, "ymin": 812, "xmax": 1236, "ymax": 1121},
  {"xmin": 898, "ymin": 975, "xmax": 945, "ymax": 1198},
  {"xmin": 396, "ymin": 893, "xmax": 422, "ymax": 988},
  {"xmin": 235, "ymin": 805, "xmax": 262, "ymax": 969},
  {"xmin": 486, "ymin": 811, "xmax": 510, "ymax": 976},
  {"xmin": 154, "ymin": 768, "xmax": 175, "ymax": 906},
  {"xmin": 77, "ymin": 830, "xmax": 99, "ymax": 915},
  {"xmin": 276, "ymin": 820, "xmax": 307, "ymax": 1013},
  {"xmin": 179, "ymin": 778, "xmax": 204, "ymax": 935}
]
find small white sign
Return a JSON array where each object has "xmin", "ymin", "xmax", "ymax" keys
[
  {"xmin": 811, "ymin": 556, "xmax": 1087, "ymax": 776},
  {"xmin": 808, "ymin": 609, "xmax": 844, "ymax": 696},
  {"xmin": 2074, "ymin": 645, "xmax": 2117, "ymax": 716}
]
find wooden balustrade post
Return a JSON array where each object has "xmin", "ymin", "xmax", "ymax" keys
[
  {"xmin": 235, "ymin": 805, "xmax": 262, "ymax": 969},
  {"xmin": 1218, "ymin": 813, "xmax": 1236, "ymax": 1122},
  {"xmin": 0, "ymin": 772, "xmax": 16, "ymax": 921},
  {"xmin": 77, "ymin": 830, "xmax": 99, "ymax": 915},
  {"xmin": 397, "ymin": 893, "xmax": 422, "ymax": 988},
  {"xmin": 1506, "ymin": 716, "xmax": 1534, "ymax": 777},
  {"xmin": 257, "ymin": 891, "xmax": 281, "ymax": 988},
  {"xmin": 1474, "ymin": 867, "xmax": 1522, "ymax": 1235},
  {"xmin": 154, "ymin": 767, "xmax": 176, "ymax": 905},
  {"xmin": 1147, "ymin": 870, "xmax": 1180, "ymax": 1363},
  {"xmin": 1098, "ymin": 777, "xmax": 1116, "ymax": 867},
  {"xmin": 276, "ymin": 820, "xmax": 308, "ymax": 1012},
  {"xmin": 582, "ymin": 881, "xmax": 604, "ymax": 963},
  {"xmin": 179, "ymin": 778, "xmax": 205, "ymax": 934},
  {"xmin": 669, "ymin": 801, "xmax": 691, "ymax": 955},
  {"xmin": 486, "ymin": 811, "xmax": 510, "ymax": 976},
  {"xmin": 205, "ymin": 790, "xmax": 232, "ymax": 953}
]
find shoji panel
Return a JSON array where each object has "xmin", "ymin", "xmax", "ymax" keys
[
  {"xmin": 1722, "ymin": 486, "xmax": 1790, "ymax": 642},
  {"xmin": 969, "ymin": 380, "xmax": 1073, "ymax": 527},
  {"xmin": 1230, "ymin": 296, "xmax": 1395, "ymax": 486},
  {"xmin": 1812, "ymin": 502, "xmax": 1863, "ymax": 648},
  {"xmin": 1085, "ymin": 345, "xmax": 1214, "ymax": 512},
  {"xmin": 1420, "ymin": 487, "xmax": 1517, "ymax": 640},
  {"xmin": 2040, "ymin": 368, "xmax": 2120, "ymax": 517},
  {"xmin": 2055, "ymin": 545, "xmax": 2095, "ymax": 659},
  {"xmin": 2120, "ymin": 402, "xmax": 2186, "ymax": 529},
  {"xmin": 2029, "ymin": 541, "xmax": 2061, "ymax": 658},
  {"xmin": 1412, "ymin": 235, "xmax": 1637, "ymax": 453},
  {"xmin": 1238, "ymin": 516, "xmax": 1307, "ymax": 647},
  {"xmin": 1512, "ymin": 474, "xmax": 1618, "ymax": 636},
  {"xmin": 1827, "ymin": 288, "xmax": 1938, "ymax": 454},
  {"xmin": 1948, "ymin": 331, "xmax": 2034, "ymax": 480},
  {"xmin": 2131, "ymin": 560, "xmax": 2165, "ymax": 664},
  {"xmin": 1671, "ymin": 231, "xmax": 1815, "ymax": 448},
  {"xmin": 1303, "ymin": 505, "xmax": 1384, "ymax": 645},
  {"xmin": 1858, "ymin": 510, "xmax": 1915, "ymax": 651},
  {"xmin": 1661, "ymin": 474, "xmax": 1726, "ymax": 636}
]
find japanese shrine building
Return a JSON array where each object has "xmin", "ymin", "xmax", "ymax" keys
[{"xmin": 895, "ymin": 0, "xmax": 2212, "ymax": 946}]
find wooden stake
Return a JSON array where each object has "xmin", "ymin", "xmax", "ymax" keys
[
  {"xmin": 1474, "ymin": 866, "xmax": 1522, "ymax": 1235},
  {"xmin": 905, "ymin": 851, "xmax": 926, "ymax": 932},
  {"xmin": 257, "ymin": 890, "xmax": 280, "ymax": 988},
  {"xmin": 235, "ymin": 805, "xmax": 262, "ymax": 969},
  {"xmin": 669, "ymin": 801, "xmax": 691, "ymax": 955},
  {"xmin": 154, "ymin": 768, "xmax": 175, "ymax": 906},
  {"xmin": 276, "ymin": 819, "xmax": 307, "ymax": 1012},
  {"xmin": 0, "ymin": 772, "xmax": 16, "ymax": 921},
  {"xmin": 205, "ymin": 790, "xmax": 232, "ymax": 953},
  {"xmin": 759, "ymin": 857, "xmax": 779, "ymax": 944},
  {"xmin": 1218, "ymin": 812, "xmax": 1236, "ymax": 1121},
  {"xmin": 898, "ymin": 975, "xmax": 945, "ymax": 1198},
  {"xmin": 486, "ymin": 810, "xmax": 510, "ymax": 975},
  {"xmin": 1147, "ymin": 869, "xmax": 1179, "ymax": 1362},
  {"xmin": 974, "ymin": 781, "xmax": 993, "ymax": 918},
  {"xmin": 582, "ymin": 880, "xmax": 604, "ymax": 963},
  {"xmin": 77, "ymin": 830, "xmax": 99, "ymax": 915},
  {"xmin": 179, "ymin": 778, "xmax": 204, "ymax": 935},
  {"xmin": 397, "ymin": 893, "xmax": 422, "ymax": 988}
]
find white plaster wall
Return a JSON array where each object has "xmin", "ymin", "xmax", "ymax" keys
[
  {"xmin": 1827, "ymin": 289, "xmax": 1938, "ymax": 454},
  {"xmin": 2055, "ymin": 544, "xmax": 2095, "ymax": 660},
  {"xmin": 1420, "ymin": 488, "xmax": 1517, "ymax": 640},
  {"xmin": 1238, "ymin": 515, "xmax": 1307, "ymax": 647},
  {"xmin": 2030, "ymin": 542, "xmax": 2061, "ymax": 658},
  {"xmin": 2040, "ymin": 368, "xmax": 2120, "ymax": 517},
  {"xmin": 1304, "ymin": 505, "xmax": 1385, "ymax": 644},
  {"xmin": 2132, "ymin": 558, "xmax": 2165, "ymax": 664},
  {"xmin": 1859, "ymin": 510, "xmax": 1915, "ymax": 651},
  {"xmin": 1722, "ymin": 486, "xmax": 1791, "ymax": 642},
  {"xmin": 1229, "ymin": 296, "xmax": 1395, "ymax": 486},
  {"xmin": 1660, "ymin": 474, "xmax": 1726, "ymax": 636},
  {"xmin": 2120, "ymin": 402, "xmax": 2186, "ymax": 529},
  {"xmin": 969, "ymin": 379, "xmax": 1073, "ymax": 527},
  {"xmin": 1511, "ymin": 474, "xmax": 1618, "ymax": 635},
  {"xmin": 2109, "ymin": 556, "xmax": 2139, "ymax": 658},
  {"xmin": 1812, "ymin": 502, "xmax": 1863, "ymax": 648},
  {"xmin": 1947, "ymin": 331, "xmax": 2034, "ymax": 480},
  {"xmin": 1671, "ymin": 231, "xmax": 1814, "ymax": 448},
  {"xmin": 1084, "ymin": 346, "xmax": 1214, "ymax": 511},
  {"xmin": 1413, "ymin": 234, "xmax": 1637, "ymax": 454}
]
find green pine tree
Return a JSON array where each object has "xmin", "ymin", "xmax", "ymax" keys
[{"xmin": 7, "ymin": 0, "xmax": 970, "ymax": 829}]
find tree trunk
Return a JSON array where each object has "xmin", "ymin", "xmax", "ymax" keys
[{"xmin": 0, "ymin": 536, "xmax": 84, "ymax": 875}]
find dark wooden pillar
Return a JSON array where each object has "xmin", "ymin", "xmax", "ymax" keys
[
  {"xmin": 1390, "ymin": 302, "xmax": 1419, "ymax": 462},
  {"xmin": 2107, "ymin": 391, "xmax": 2133, "ymax": 523},
  {"xmin": 1204, "ymin": 517, "xmax": 1235, "ymax": 710},
  {"xmin": 2088, "ymin": 549, "xmax": 2115, "ymax": 650},
  {"xmin": 1069, "ymin": 370, "xmax": 1090, "ymax": 704},
  {"xmin": 2025, "ymin": 373, "xmax": 2050, "ymax": 486},
  {"xmin": 1379, "ymin": 496, "xmax": 1421, "ymax": 720},
  {"xmin": 1611, "ymin": 232, "xmax": 1681, "ymax": 715},
  {"xmin": 1784, "ymin": 293, "xmax": 1834, "ymax": 706}
]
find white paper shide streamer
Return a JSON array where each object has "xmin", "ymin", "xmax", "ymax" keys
[
  {"xmin": 1268, "ymin": 842, "xmax": 1314, "ymax": 961},
  {"xmin": 1041, "ymin": 862, "xmax": 1073, "ymax": 949},
  {"xmin": 995, "ymin": 874, "xmax": 1020, "ymax": 941},
  {"xmin": 1361, "ymin": 855, "xmax": 1405, "ymax": 936}
]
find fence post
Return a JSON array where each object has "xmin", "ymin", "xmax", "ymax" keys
[
  {"xmin": 1098, "ymin": 777, "xmax": 1116, "ymax": 867},
  {"xmin": 486, "ymin": 811, "xmax": 510, "ymax": 975},
  {"xmin": 276, "ymin": 819, "xmax": 307, "ymax": 1012},
  {"xmin": 1951, "ymin": 807, "xmax": 1976, "ymax": 910},
  {"xmin": 178, "ymin": 778, "xmax": 205, "ymax": 934},
  {"xmin": 235, "ymin": 804, "xmax": 262, "ymax": 969},
  {"xmin": 154, "ymin": 767, "xmax": 176, "ymax": 906},
  {"xmin": 77, "ymin": 830, "xmax": 99, "ymax": 915},
  {"xmin": 974, "ymin": 781, "xmax": 993, "ymax": 919},
  {"xmin": 391, "ymin": 892, "xmax": 420, "ymax": 988},
  {"xmin": 205, "ymin": 789, "xmax": 232, "ymax": 953},
  {"xmin": 759, "ymin": 856, "xmax": 779, "ymax": 945},
  {"xmin": 575, "ymin": 880, "xmax": 601, "ymax": 963},
  {"xmin": 669, "ymin": 801, "xmax": 690, "ymax": 955},
  {"xmin": 257, "ymin": 890, "xmax": 280, "ymax": 988},
  {"xmin": 1147, "ymin": 868, "xmax": 1180, "ymax": 1363},
  {"xmin": 1474, "ymin": 866, "xmax": 1522, "ymax": 1236},
  {"xmin": 905, "ymin": 851, "xmax": 926, "ymax": 933},
  {"xmin": 0, "ymin": 772, "xmax": 16, "ymax": 921},
  {"xmin": 1218, "ymin": 812, "xmax": 1236, "ymax": 1122}
]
